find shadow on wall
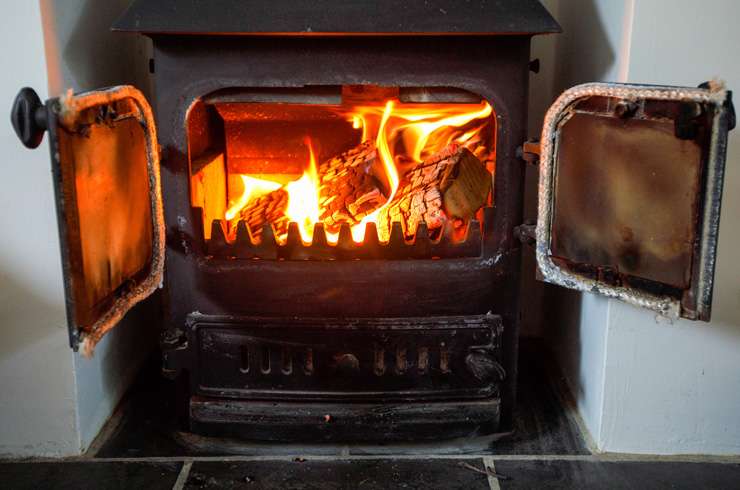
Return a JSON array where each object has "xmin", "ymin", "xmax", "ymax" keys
[
  {"xmin": 41, "ymin": 0, "xmax": 152, "ymax": 97},
  {"xmin": 521, "ymin": 0, "xmax": 615, "ymax": 339},
  {"xmin": 533, "ymin": 0, "xmax": 619, "ymax": 402},
  {"xmin": 551, "ymin": 0, "xmax": 617, "ymax": 93},
  {"xmin": 702, "ymin": 135, "xmax": 740, "ymax": 328},
  {"xmin": 0, "ymin": 268, "xmax": 66, "ymax": 361}
]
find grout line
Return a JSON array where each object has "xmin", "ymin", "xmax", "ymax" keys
[
  {"xmin": 172, "ymin": 460, "xmax": 193, "ymax": 490},
  {"xmin": 3, "ymin": 453, "xmax": 740, "ymax": 465},
  {"xmin": 482, "ymin": 456, "xmax": 501, "ymax": 490}
]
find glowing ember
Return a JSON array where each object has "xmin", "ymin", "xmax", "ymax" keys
[{"xmin": 224, "ymin": 99, "xmax": 493, "ymax": 244}]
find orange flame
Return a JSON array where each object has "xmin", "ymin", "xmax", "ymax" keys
[
  {"xmin": 284, "ymin": 137, "xmax": 321, "ymax": 243},
  {"xmin": 224, "ymin": 99, "xmax": 492, "ymax": 244},
  {"xmin": 225, "ymin": 176, "xmax": 281, "ymax": 221},
  {"xmin": 344, "ymin": 100, "xmax": 399, "ymax": 243}
]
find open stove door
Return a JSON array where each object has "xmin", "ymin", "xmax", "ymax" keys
[
  {"xmin": 11, "ymin": 86, "xmax": 164, "ymax": 354},
  {"xmin": 535, "ymin": 82, "xmax": 734, "ymax": 321}
]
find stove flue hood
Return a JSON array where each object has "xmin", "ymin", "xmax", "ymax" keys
[{"xmin": 112, "ymin": 0, "xmax": 561, "ymax": 36}]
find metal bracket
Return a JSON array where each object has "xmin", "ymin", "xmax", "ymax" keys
[
  {"xmin": 516, "ymin": 139, "xmax": 540, "ymax": 165},
  {"xmin": 514, "ymin": 222, "xmax": 536, "ymax": 246}
]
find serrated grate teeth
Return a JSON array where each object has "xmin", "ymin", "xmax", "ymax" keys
[
  {"xmin": 337, "ymin": 223, "xmax": 354, "ymax": 248},
  {"xmin": 363, "ymin": 222, "xmax": 380, "ymax": 247},
  {"xmin": 235, "ymin": 221, "xmax": 253, "ymax": 253},
  {"xmin": 211, "ymin": 219, "xmax": 227, "ymax": 243},
  {"xmin": 415, "ymin": 222, "xmax": 429, "ymax": 241},
  {"xmin": 411, "ymin": 222, "xmax": 431, "ymax": 258},
  {"xmin": 311, "ymin": 223, "xmax": 328, "ymax": 247},
  {"xmin": 205, "ymin": 208, "xmax": 491, "ymax": 260},
  {"xmin": 260, "ymin": 223, "xmax": 277, "ymax": 246},
  {"xmin": 206, "ymin": 219, "xmax": 228, "ymax": 255},
  {"xmin": 285, "ymin": 222, "xmax": 302, "ymax": 246},
  {"xmin": 388, "ymin": 221, "xmax": 405, "ymax": 246}
]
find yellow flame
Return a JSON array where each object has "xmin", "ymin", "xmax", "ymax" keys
[
  {"xmin": 402, "ymin": 102, "xmax": 492, "ymax": 162},
  {"xmin": 455, "ymin": 128, "xmax": 479, "ymax": 144},
  {"xmin": 375, "ymin": 101, "xmax": 400, "ymax": 199},
  {"xmin": 284, "ymin": 137, "xmax": 321, "ymax": 243},
  {"xmin": 225, "ymin": 175, "xmax": 281, "ymax": 221},
  {"xmin": 222, "ymin": 99, "xmax": 493, "ymax": 245},
  {"xmin": 341, "ymin": 101, "xmax": 399, "ymax": 243}
]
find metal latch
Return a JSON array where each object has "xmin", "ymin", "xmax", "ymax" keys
[
  {"xmin": 516, "ymin": 140, "xmax": 540, "ymax": 165},
  {"xmin": 514, "ymin": 222, "xmax": 536, "ymax": 246}
]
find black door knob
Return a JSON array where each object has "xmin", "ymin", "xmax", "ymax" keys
[{"xmin": 11, "ymin": 87, "xmax": 47, "ymax": 149}]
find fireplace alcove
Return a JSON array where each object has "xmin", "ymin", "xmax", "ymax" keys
[{"xmin": 10, "ymin": 0, "xmax": 732, "ymax": 447}]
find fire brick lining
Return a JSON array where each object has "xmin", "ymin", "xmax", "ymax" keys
[
  {"xmin": 59, "ymin": 86, "xmax": 166, "ymax": 357},
  {"xmin": 536, "ymin": 82, "xmax": 728, "ymax": 319}
]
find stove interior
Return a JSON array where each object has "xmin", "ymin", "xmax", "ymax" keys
[{"xmin": 187, "ymin": 86, "xmax": 496, "ymax": 252}]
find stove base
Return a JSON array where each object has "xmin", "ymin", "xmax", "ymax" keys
[{"xmin": 189, "ymin": 396, "xmax": 501, "ymax": 443}]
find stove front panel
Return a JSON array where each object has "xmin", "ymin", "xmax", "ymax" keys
[{"xmin": 153, "ymin": 34, "xmax": 531, "ymax": 434}]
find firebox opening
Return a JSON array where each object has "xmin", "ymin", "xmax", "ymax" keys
[{"xmin": 187, "ymin": 86, "xmax": 496, "ymax": 250}]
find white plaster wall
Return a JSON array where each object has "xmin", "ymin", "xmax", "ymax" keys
[
  {"xmin": 0, "ymin": 2, "xmax": 79, "ymax": 457},
  {"xmin": 598, "ymin": 0, "xmax": 740, "ymax": 455}
]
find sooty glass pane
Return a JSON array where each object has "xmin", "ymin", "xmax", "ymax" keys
[{"xmin": 550, "ymin": 109, "xmax": 703, "ymax": 289}]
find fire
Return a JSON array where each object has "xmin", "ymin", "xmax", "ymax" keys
[
  {"xmin": 225, "ymin": 176, "xmax": 281, "ymax": 221},
  {"xmin": 224, "ymin": 99, "xmax": 492, "ymax": 244},
  {"xmin": 344, "ymin": 100, "xmax": 399, "ymax": 243},
  {"xmin": 284, "ymin": 137, "xmax": 321, "ymax": 242}
]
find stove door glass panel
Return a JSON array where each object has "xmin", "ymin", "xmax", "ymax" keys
[
  {"xmin": 537, "ymin": 83, "xmax": 732, "ymax": 321},
  {"xmin": 48, "ymin": 86, "xmax": 164, "ymax": 352}
]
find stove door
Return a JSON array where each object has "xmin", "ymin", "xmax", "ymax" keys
[
  {"xmin": 536, "ymin": 82, "xmax": 734, "ymax": 321},
  {"xmin": 11, "ymin": 86, "xmax": 164, "ymax": 353}
]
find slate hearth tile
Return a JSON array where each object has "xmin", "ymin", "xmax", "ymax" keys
[
  {"xmin": 0, "ymin": 461, "xmax": 182, "ymax": 490},
  {"xmin": 185, "ymin": 458, "xmax": 491, "ymax": 489},
  {"xmin": 494, "ymin": 459, "xmax": 740, "ymax": 489}
]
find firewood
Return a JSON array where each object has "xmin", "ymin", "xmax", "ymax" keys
[
  {"xmin": 377, "ymin": 145, "xmax": 490, "ymax": 239},
  {"xmin": 318, "ymin": 141, "xmax": 390, "ymax": 233},
  {"xmin": 235, "ymin": 188, "xmax": 289, "ymax": 239},
  {"xmin": 439, "ymin": 145, "xmax": 492, "ymax": 221}
]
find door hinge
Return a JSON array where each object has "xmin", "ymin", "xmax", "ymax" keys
[
  {"xmin": 516, "ymin": 140, "xmax": 540, "ymax": 165},
  {"xmin": 725, "ymin": 90, "xmax": 736, "ymax": 130},
  {"xmin": 698, "ymin": 81, "xmax": 736, "ymax": 130},
  {"xmin": 514, "ymin": 222, "xmax": 536, "ymax": 246}
]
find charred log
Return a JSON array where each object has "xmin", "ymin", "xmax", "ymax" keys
[
  {"xmin": 377, "ymin": 145, "xmax": 491, "ymax": 239},
  {"xmin": 318, "ymin": 141, "xmax": 390, "ymax": 233},
  {"xmin": 234, "ymin": 188, "xmax": 289, "ymax": 239}
]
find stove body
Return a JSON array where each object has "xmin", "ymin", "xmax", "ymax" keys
[{"xmin": 147, "ymin": 33, "xmax": 538, "ymax": 441}]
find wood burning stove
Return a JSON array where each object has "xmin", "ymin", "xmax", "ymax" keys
[{"xmin": 10, "ymin": 1, "xmax": 734, "ymax": 444}]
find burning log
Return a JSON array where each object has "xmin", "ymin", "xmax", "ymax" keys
[
  {"xmin": 234, "ymin": 188, "xmax": 290, "ymax": 239},
  {"xmin": 228, "ymin": 143, "xmax": 489, "ymax": 244},
  {"xmin": 377, "ymin": 145, "xmax": 491, "ymax": 239},
  {"xmin": 318, "ymin": 141, "xmax": 390, "ymax": 233}
]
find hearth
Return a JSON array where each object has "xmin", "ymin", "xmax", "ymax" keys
[{"xmin": 11, "ymin": 1, "xmax": 734, "ymax": 444}]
